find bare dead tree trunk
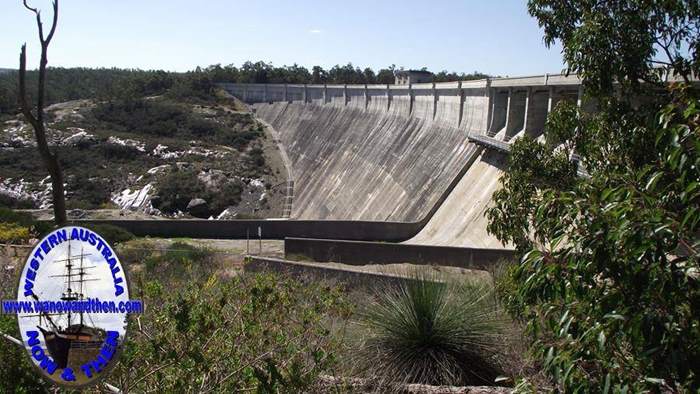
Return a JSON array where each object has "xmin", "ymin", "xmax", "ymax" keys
[{"xmin": 18, "ymin": 0, "xmax": 66, "ymax": 226}]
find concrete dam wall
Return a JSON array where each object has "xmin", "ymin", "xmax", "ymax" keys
[
  {"xmin": 222, "ymin": 75, "xmax": 583, "ymax": 248},
  {"xmin": 249, "ymin": 82, "xmax": 490, "ymax": 222},
  {"xmin": 406, "ymin": 149, "xmax": 507, "ymax": 248}
]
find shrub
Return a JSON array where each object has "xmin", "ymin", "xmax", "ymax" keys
[
  {"xmin": 92, "ymin": 98, "xmax": 230, "ymax": 140},
  {"xmin": 0, "ymin": 263, "xmax": 46, "ymax": 391},
  {"xmin": 209, "ymin": 180, "xmax": 244, "ymax": 213},
  {"xmin": 115, "ymin": 238, "xmax": 156, "ymax": 265},
  {"xmin": 110, "ymin": 273, "xmax": 349, "ymax": 392},
  {"xmin": 357, "ymin": 272, "xmax": 506, "ymax": 387},
  {"xmin": 228, "ymin": 129, "xmax": 263, "ymax": 151},
  {"xmin": 0, "ymin": 222, "xmax": 31, "ymax": 244},
  {"xmin": 67, "ymin": 177, "xmax": 111, "ymax": 209},
  {"xmin": 101, "ymin": 142, "xmax": 143, "ymax": 160},
  {"xmin": 92, "ymin": 99, "xmax": 188, "ymax": 137},
  {"xmin": 153, "ymin": 168, "xmax": 245, "ymax": 217},
  {"xmin": 163, "ymin": 241, "xmax": 214, "ymax": 264},
  {"xmin": 487, "ymin": 89, "xmax": 700, "ymax": 391},
  {"xmin": 0, "ymin": 316, "xmax": 46, "ymax": 391},
  {"xmin": 186, "ymin": 116, "xmax": 223, "ymax": 137},
  {"xmin": 82, "ymin": 223, "xmax": 134, "ymax": 245},
  {"xmin": 152, "ymin": 167, "xmax": 207, "ymax": 215},
  {"xmin": 0, "ymin": 193, "xmax": 35, "ymax": 209},
  {"xmin": 166, "ymin": 72, "xmax": 214, "ymax": 102},
  {"xmin": 0, "ymin": 207, "xmax": 52, "ymax": 237},
  {"xmin": 128, "ymin": 241, "xmax": 219, "ymax": 287},
  {"xmin": 247, "ymin": 147, "xmax": 266, "ymax": 167}
]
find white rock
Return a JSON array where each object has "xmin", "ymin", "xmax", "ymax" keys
[{"xmin": 107, "ymin": 136, "xmax": 146, "ymax": 152}]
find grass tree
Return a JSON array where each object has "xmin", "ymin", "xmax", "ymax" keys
[{"xmin": 357, "ymin": 271, "xmax": 507, "ymax": 388}]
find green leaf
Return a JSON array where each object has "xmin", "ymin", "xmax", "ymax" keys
[
  {"xmin": 545, "ymin": 346, "xmax": 555, "ymax": 366},
  {"xmin": 603, "ymin": 373, "xmax": 611, "ymax": 394},
  {"xmin": 644, "ymin": 377, "xmax": 665, "ymax": 385},
  {"xmin": 645, "ymin": 171, "xmax": 663, "ymax": 191},
  {"xmin": 603, "ymin": 313, "xmax": 625, "ymax": 321},
  {"xmin": 598, "ymin": 331, "xmax": 606, "ymax": 350}
]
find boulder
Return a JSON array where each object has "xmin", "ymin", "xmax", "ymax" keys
[
  {"xmin": 186, "ymin": 198, "xmax": 209, "ymax": 218},
  {"xmin": 61, "ymin": 131, "xmax": 96, "ymax": 147},
  {"xmin": 198, "ymin": 169, "xmax": 227, "ymax": 190}
]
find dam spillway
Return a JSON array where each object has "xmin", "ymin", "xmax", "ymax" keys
[{"xmin": 222, "ymin": 75, "xmax": 584, "ymax": 248}]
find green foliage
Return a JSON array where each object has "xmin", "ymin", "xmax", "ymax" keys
[
  {"xmin": 209, "ymin": 181, "xmax": 245, "ymax": 214},
  {"xmin": 224, "ymin": 61, "xmax": 488, "ymax": 85},
  {"xmin": 111, "ymin": 272, "xmax": 349, "ymax": 392},
  {"xmin": 0, "ymin": 67, "xmax": 175, "ymax": 115},
  {"xmin": 486, "ymin": 131, "xmax": 578, "ymax": 252},
  {"xmin": 488, "ymin": 89, "xmax": 700, "ymax": 391},
  {"xmin": 137, "ymin": 241, "xmax": 217, "ymax": 285},
  {"xmin": 246, "ymin": 147, "xmax": 266, "ymax": 168},
  {"xmin": 227, "ymin": 129, "xmax": 263, "ymax": 151},
  {"xmin": 152, "ymin": 166, "xmax": 245, "ymax": 217},
  {"xmin": 432, "ymin": 70, "xmax": 490, "ymax": 82},
  {"xmin": 357, "ymin": 272, "xmax": 506, "ymax": 387},
  {"xmin": 91, "ymin": 98, "xmax": 262, "ymax": 151},
  {"xmin": 93, "ymin": 99, "xmax": 206, "ymax": 138},
  {"xmin": 66, "ymin": 176, "xmax": 112, "ymax": 209},
  {"xmin": 0, "ymin": 206, "xmax": 52, "ymax": 239},
  {"xmin": 0, "ymin": 193, "xmax": 35, "ymax": 209},
  {"xmin": 528, "ymin": 0, "xmax": 700, "ymax": 96},
  {"xmin": 162, "ymin": 241, "xmax": 214, "ymax": 265},
  {"xmin": 0, "ymin": 315, "xmax": 46, "ymax": 392},
  {"xmin": 488, "ymin": 4, "xmax": 700, "ymax": 390},
  {"xmin": 0, "ymin": 258, "xmax": 45, "ymax": 392},
  {"xmin": 152, "ymin": 167, "xmax": 207, "ymax": 215},
  {"xmin": 81, "ymin": 223, "xmax": 134, "ymax": 245},
  {"xmin": 166, "ymin": 71, "xmax": 215, "ymax": 102},
  {"xmin": 0, "ymin": 236, "xmax": 350, "ymax": 392},
  {"xmin": 0, "ymin": 63, "xmax": 491, "ymax": 116},
  {"xmin": 0, "ymin": 222, "xmax": 31, "ymax": 244}
]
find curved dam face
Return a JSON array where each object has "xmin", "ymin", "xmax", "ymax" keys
[
  {"xmin": 251, "ymin": 83, "xmax": 489, "ymax": 223},
  {"xmin": 406, "ymin": 149, "xmax": 506, "ymax": 248},
  {"xmin": 223, "ymin": 77, "xmax": 583, "ymax": 248}
]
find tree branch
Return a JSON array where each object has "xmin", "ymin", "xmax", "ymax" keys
[
  {"xmin": 18, "ymin": 45, "xmax": 38, "ymax": 128},
  {"xmin": 45, "ymin": 1, "xmax": 59, "ymax": 45},
  {"xmin": 22, "ymin": 0, "xmax": 37, "ymax": 13}
]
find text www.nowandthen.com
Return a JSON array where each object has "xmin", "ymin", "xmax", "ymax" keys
[{"xmin": 2, "ymin": 298, "xmax": 143, "ymax": 314}]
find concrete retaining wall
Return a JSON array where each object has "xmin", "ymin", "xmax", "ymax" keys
[
  {"xmin": 245, "ymin": 256, "xmax": 440, "ymax": 290},
  {"xmin": 66, "ymin": 219, "xmax": 422, "ymax": 242},
  {"xmin": 285, "ymin": 237, "xmax": 514, "ymax": 270}
]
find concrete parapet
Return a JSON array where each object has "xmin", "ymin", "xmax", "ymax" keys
[{"xmin": 220, "ymin": 74, "xmax": 588, "ymax": 137}]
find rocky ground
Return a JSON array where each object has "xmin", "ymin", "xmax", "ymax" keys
[{"xmin": 0, "ymin": 95, "xmax": 290, "ymax": 220}]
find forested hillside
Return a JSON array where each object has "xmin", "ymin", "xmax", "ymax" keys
[{"xmin": 0, "ymin": 63, "xmax": 489, "ymax": 116}]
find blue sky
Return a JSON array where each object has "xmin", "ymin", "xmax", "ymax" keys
[{"xmin": 0, "ymin": 0, "xmax": 566, "ymax": 76}]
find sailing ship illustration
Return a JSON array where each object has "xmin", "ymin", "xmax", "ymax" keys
[{"xmin": 25, "ymin": 241, "xmax": 106, "ymax": 369}]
